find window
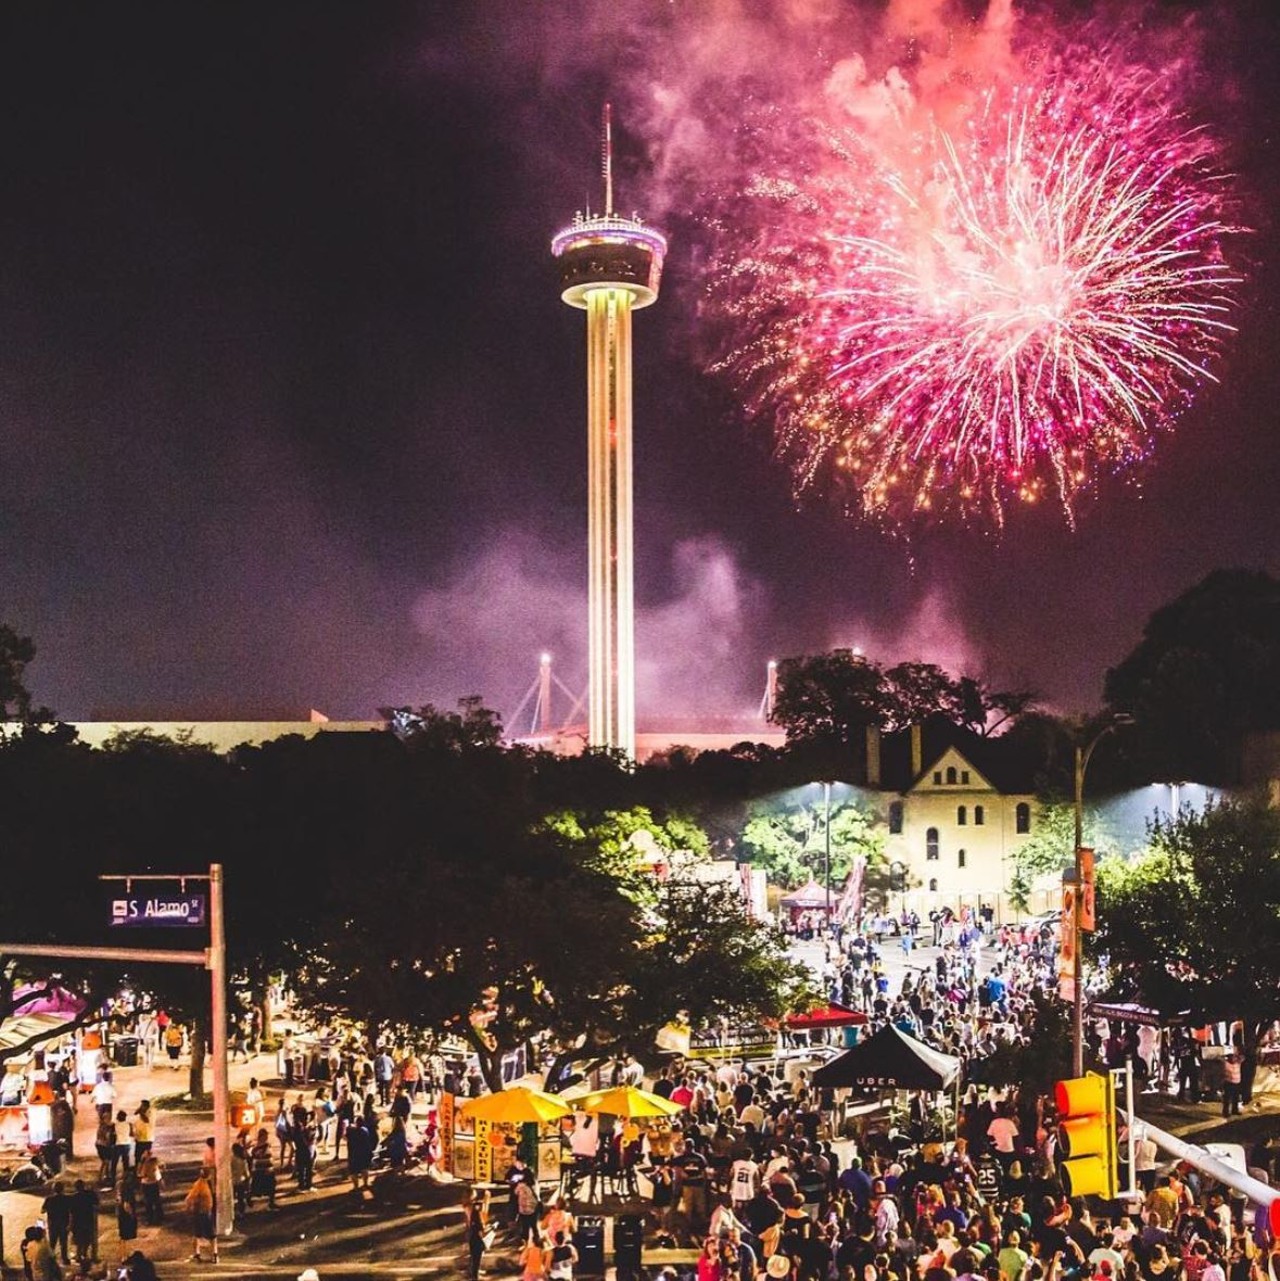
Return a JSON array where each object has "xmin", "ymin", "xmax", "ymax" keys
[
  {"xmin": 957, "ymin": 805, "xmax": 967, "ymax": 826},
  {"xmin": 946, "ymin": 767, "xmax": 958, "ymax": 784},
  {"xmin": 933, "ymin": 770, "xmax": 942, "ymax": 785},
  {"xmin": 961, "ymin": 770, "xmax": 970, "ymax": 784},
  {"xmin": 1016, "ymin": 802, "xmax": 1031, "ymax": 834},
  {"xmin": 926, "ymin": 827, "xmax": 939, "ymax": 861},
  {"xmin": 888, "ymin": 801, "xmax": 904, "ymax": 835},
  {"xmin": 975, "ymin": 804, "xmax": 985, "ymax": 826},
  {"xmin": 958, "ymin": 848, "xmax": 967, "ymax": 869},
  {"xmin": 928, "ymin": 878, "xmax": 938, "ymax": 893}
]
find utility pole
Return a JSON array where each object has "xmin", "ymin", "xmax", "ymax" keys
[
  {"xmin": 208, "ymin": 863, "xmax": 231, "ymax": 1234},
  {"xmin": 0, "ymin": 862, "xmax": 233, "ymax": 1236},
  {"xmin": 823, "ymin": 781, "xmax": 833, "ymax": 924},
  {"xmin": 1071, "ymin": 720, "xmax": 1131, "ymax": 1075}
]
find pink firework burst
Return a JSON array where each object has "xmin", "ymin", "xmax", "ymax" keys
[{"xmin": 705, "ymin": 43, "xmax": 1243, "ymax": 529}]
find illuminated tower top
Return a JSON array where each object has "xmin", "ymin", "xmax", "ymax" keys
[{"xmin": 551, "ymin": 103, "xmax": 667, "ymax": 309}]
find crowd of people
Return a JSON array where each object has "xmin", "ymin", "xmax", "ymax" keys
[{"xmin": 442, "ymin": 912, "xmax": 1277, "ymax": 1281}]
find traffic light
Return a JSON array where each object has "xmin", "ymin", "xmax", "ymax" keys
[{"xmin": 1055, "ymin": 1073, "xmax": 1117, "ymax": 1198}]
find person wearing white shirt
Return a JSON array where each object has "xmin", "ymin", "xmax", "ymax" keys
[
  {"xmin": 93, "ymin": 1075, "xmax": 116, "ymax": 1121},
  {"xmin": 729, "ymin": 1154, "xmax": 759, "ymax": 1211},
  {"xmin": 987, "ymin": 1108, "xmax": 1019, "ymax": 1159},
  {"xmin": 874, "ymin": 1182, "xmax": 900, "ymax": 1247},
  {"xmin": 569, "ymin": 1116, "xmax": 598, "ymax": 1162}
]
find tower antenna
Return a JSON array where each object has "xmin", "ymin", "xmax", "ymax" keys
[{"xmin": 602, "ymin": 102, "xmax": 614, "ymax": 217}]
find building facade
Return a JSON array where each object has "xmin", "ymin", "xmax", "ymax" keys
[{"xmin": 867, "ymin": 724, "xmax": 1054, "ymax": 922}]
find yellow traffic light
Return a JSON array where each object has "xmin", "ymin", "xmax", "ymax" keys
[{"xmin": 1055, "ymin": 1073, "xmax": 1116, "ymax": 1199}]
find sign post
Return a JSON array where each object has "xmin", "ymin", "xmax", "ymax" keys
[{"xmin": 0, "ymin": 863, "xmax": 232, "ymax": 1237}]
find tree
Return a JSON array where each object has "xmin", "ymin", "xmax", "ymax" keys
[
  {"xmin": 1006, "ymin": 801, "xmax": 1119, "ymax": 915},
  {"xmin": 538, "ymin": 807, "xmax": 710, "ymax": 877},
  {"xmin": 772, "ymin": 650, "xmax": 1033, "ymax": 750},
  {"xmin": 538, "ymin": 876, "xmax": 813, "ymax": 1092},
  {"xmin": 1095, "ymin": 796, "xmax": 1280, "ymax": 1098},
  {"xmin": 1105, "ymin": 569, "xmax": 1280, "ymax": 784},
  {"xmin": 382, "ymin": 696, "xmax": 507, "ymax": 752},
  {"xmin": 739, "ymin": 797, "xmax": 883, "ymax": 889},
  {"xmin": 771, "ymin": 651, "xmax": 887, "ymax": 748},
  {"xmin": 0, "ymin": 624, "xmax": 37, "ymax": 721},
  {"xmin": 293, "ymin": 795, "xmax": 810, "ymax": 1092},
  {"xmin": 882, "ymin": 663, "xmax": 1031, "ymax": 735}
]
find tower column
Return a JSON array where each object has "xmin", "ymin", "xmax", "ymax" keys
[{"xmin": 585, "ymin": 287, "xmax": 635, "ymax": 756}]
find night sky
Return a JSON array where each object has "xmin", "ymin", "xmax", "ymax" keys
[{"xmin": 0, "ymin": 2, "xmax": 1276, "ymax": 727}]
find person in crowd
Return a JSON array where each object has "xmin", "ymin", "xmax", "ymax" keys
[
  {"xmin": 40, "ymin": 1182, "xmax": 72, "ymax": 1267},
  {"xmin": 466, "ymin": 1188, "xmax": 493, "ymax": 1281},
  {"xmin": 347, "ymin": 1114, "xmax": 375, "ymax": 1194},
  {"xmin": 69, "ymin": 1178, "xmax": 100, "ymax": 1265},
  {"xmin": 183, "ymin": 1168, "xmax": 218, "ymax": 1264},
  {"xmin": 110, "ymin": 1108, "xmax": 134, "ymax": 1182},
  {"xmin": 138, "ymin": 1148, "xmax": 165, "ymax": 1225}
]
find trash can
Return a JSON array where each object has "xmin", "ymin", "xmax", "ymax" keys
[
  {"xmin": 114, "ymin": 1036, "xmax": 140, "ymax": 1067},
  {"xmin": 576, "ymin": 1215, "xmax": 606, "ymax": 1276},
  {"xmin": 614, "ymin": 1213, "xmax": 643, "ymax": 1272}
]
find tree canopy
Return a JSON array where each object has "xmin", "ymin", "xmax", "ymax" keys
[
  {"xmin": 1105, "ymin": 569, "xmax": 1280, "ymax": 785},
  {"xmin": 0, "ymin": 698, "xmax": 815, "ymax": 1088},
  {"xmin": 0, "ymin": 624, "xmax": 37, "ymax": 721},
  {"xmin": 771, "ymin": 651, "xmax": 1032, "ymax": 752},
  {"xmin": 739, "ymin": 795, "xmax": 883, "ymax": 890},
  {"xmin": 1095, "ymin": 796, "xmax": 1280, "ymax": 1073}
]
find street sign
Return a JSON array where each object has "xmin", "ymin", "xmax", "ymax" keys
[{"xmin": 110, "ymin": 894, "xmax": 206, "ymax": 928}]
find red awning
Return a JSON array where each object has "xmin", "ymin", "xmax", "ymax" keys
[{"xmin": 785, "ymin": 1002, "xmax": 869, "ymax": 1029}]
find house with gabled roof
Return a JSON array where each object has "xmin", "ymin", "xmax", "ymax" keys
[{"xmin": 867, "ymin": 720, "xmax": 1054, "ymax": 920}]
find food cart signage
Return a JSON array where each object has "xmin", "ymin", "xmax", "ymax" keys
[{"xmin": 109, "ymin": 895, "xmax": 206, "ymax": 927}]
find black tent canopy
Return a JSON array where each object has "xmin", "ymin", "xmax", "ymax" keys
[{"xmin": 811, "ymin": 1024, "xmax": 961, "ymax": 1090}]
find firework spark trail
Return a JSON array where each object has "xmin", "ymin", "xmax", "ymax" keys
[{"xmin": 703, "ymin": 26, "xmax": 1243, "ymax": 530}]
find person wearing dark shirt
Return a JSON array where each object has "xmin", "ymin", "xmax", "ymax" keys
[
  {"xmin": 69, "ymin": 1179, "xmax": 99, "ymax": 1264},
  {"xmin": 840, "ymin": 1157, "xmax": 874, "ymax": 1210},
  {"xmin": 745, "ymin": 1187, "xmax": 784, "ymax": 1237},
  {"xmin": 675, "ymin": 1141, "xmax": 709, "ymax": 1224},
  {"xmin": 838, "ymin": 1222, "xmax": 879, "ymax": 1275},
  {"xmin": 41, "ymin": 1183, "xmax": 72, "ymax": 1265}
]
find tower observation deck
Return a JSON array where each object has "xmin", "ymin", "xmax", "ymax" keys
[{"xmin": 551, "ymin": 106, "xmax": 667, "ymax": 759}]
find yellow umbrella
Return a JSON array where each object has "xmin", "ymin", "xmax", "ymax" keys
[
  {"xmin": 457, "ymin": 1086, "xmax": 573, "ymax": 1125},
  {"xmin": 578, "ymin": 1085, "xmax": 684, "ymax": 1119}
]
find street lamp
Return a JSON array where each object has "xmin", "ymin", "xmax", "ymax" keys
[
  {"xmin": 1071, "ymin": 714, "xmax": 1133, "ymax": 1075},
  {"xmin": 822, "ymin": 780, "xmax": 832, "ymax": 926}
]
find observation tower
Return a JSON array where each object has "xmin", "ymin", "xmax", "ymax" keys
[{"xmin": 552, "ymin": 105, "xmax": 667, "ymax": 759}]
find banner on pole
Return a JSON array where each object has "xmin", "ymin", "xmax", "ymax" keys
[{"xmin": 1079, "ymin": 849, "xmax": 1096, "ymax": 932}]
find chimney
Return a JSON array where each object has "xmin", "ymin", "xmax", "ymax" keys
[
  {"xmin": 910, "ymin": 723, "xmax": 922, "ymax": 778},
  {"xmin": 866, "ymin": 725, "xmax": 881, "ymax": 788}
]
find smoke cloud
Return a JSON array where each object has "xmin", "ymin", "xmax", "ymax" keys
[{"xmin": 407, "ymin": 532, "xmax": 770, "ymax": 730}]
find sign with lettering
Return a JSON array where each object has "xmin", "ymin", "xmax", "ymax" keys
[{"xmin": 109, "ymin": 895, "xmax": 206, "ymax": 928}]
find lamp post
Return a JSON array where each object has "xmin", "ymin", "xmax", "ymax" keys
[
  {"xmin": 822, "ymin": 780, "xmax": 833, "ymax": 926},
  {"xmin": 1071, "ymin": 716, "xmax": 1133, "ymax": 1075}
]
